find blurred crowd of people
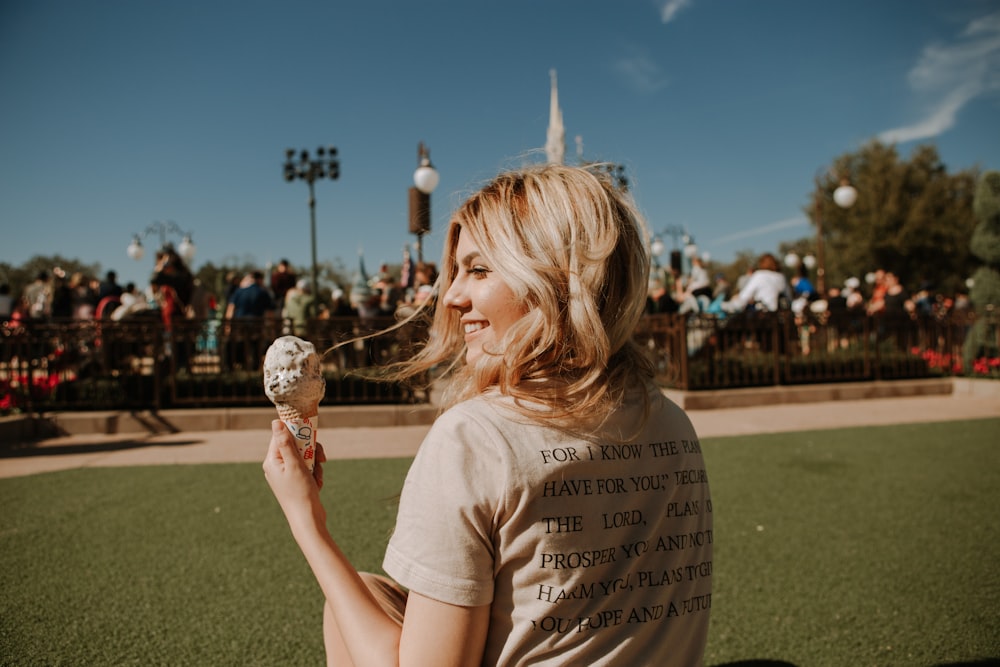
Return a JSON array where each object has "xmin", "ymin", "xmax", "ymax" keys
[
  {"xmin": 2, "ymin": 249, "xmax": 442, "ymax": 337},
  {"xmin": 4, "ymin": 247, "xmax": 973, "ymax": 338},
  {"xmin": 645, "ymin": 252, "xmax": 972, "ymax": 323},
  {"xmin": 4, "ymin": 247, "xmax": 210, "ymax": 330}
]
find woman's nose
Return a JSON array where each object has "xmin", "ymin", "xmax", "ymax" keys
[{"xmin": 443, "ymin": 278, "xmax": 468, "ymax": 309}]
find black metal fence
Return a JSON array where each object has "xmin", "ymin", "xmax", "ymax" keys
[
  {"xmin": 1, "ymin": 315, "xmax": 430, "ymax": 413},
  {"xmin": 635, "ymin": 307, "xmax": 996, "ymax": 390},
  {"xmin": 1, "ymin": 308, "xmax": 997, "ymax": 413}
]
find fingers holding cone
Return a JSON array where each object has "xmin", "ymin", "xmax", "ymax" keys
[
  {"xmin": 264, "ymin": 420, "xmax": 325, "ymax": 490},
  {"xmin": 264, "ymin": 419, "xmax": 298, "ymax": 475},
  {"xmin": 314, "ymin": 442, "xmax": 326, "ymax": 490}
]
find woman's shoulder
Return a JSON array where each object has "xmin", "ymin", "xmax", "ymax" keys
[
  {"xmin": 415, "ymin": 395, "xmax": 541, "ymax": 476},
  {"xmin": 434, "ymin": 393, "xmax": 524, "ymax": 433},
  {"xmin": 642, "ymin": 385, "xmax": 699, "ymax": 436}
]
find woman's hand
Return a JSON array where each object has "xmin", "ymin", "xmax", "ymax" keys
[
  {"xmin": 314, "ymin": 440, "xmax": 327, "ymax": 490},
  {"xmin": 263, "ymin": 420, "xmax": 327, "ymax": 529}
]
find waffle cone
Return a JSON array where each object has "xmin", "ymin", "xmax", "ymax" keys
[{"xmin": 275, "ymin": 402, "xmax": 319, "ymax": 421}]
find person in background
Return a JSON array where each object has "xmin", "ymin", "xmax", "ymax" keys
[
  {"xmin": 706, "ymin": 272, "xmax": 731, "ymax": 316},
  {"xmin": 21, "ymin": 271, "xmax": 52, "ymax": 321},
  {"xmin": 226, "ymin": 271, "xmax": 275, "ymax": 320},
  {"xmin": 270, "ymin": 259, "xmax": 298, "ymax": 311},
  {"xmin": 151, "ymin": 273, "xmax": 188, "ymax": 369},
  {"xmin": 0, "ymin": 284, "xmax": 13, "ymax": 322},
  {"xmin": 678, "ymin": 255, "xmax": 712, "ymax": 313},
  {"xmin": 329, "ymin": 287, "xmax": 356, "ymax": 317},
  {"xmin": 68, "ymin": 272, "xmax": 97, "ymax": 319},
  {"xmin": 153, "ymin": 246, "xmax": 195, "ymax": 307},
  {"xmin": 282, "ymin": 278, "xmax": 320, "ymax": 336},
  {"xmin": 881, "ymin": 272, "xmax": 911, "ymax": 318},
  {"xmin": 724, "ymin": 252, "xmax": 791, "ymax": 313},
  {"xmin": 223, "ymin": 271, "xmax": 241, "ymax": 308},
  {"xmin": 151, "ymin": 274, "xmax": 183, "ymax": 327},
  {"xmin": 263, "ymin": 164, "xmax": 712, "ymax": 666},
  {"xmin": 648, "ymin": 267, "xmax": 682, "ymax": 314},
  {"xmin": 411, "ymin": 261, "xmax": 439, "ymax": 308},
  {"xmin": 98, "ymin": 270, "xmax": 124, "ymax": 301},
  {"xmin": 50, "ymin": 271, "xmax": 74, "ymax": 319},
  {"xmin": 843, "ymin": 276, "xmax": 865, "ymax": 312},
  {"xmin": 826, "ymin": 286, "xmax": 848, "ymax": 315},
  {"xmin": 377, "ymin": 274, "xmax": 403, "ymax": 316},
  {"xmin": 110, "ymin": 282, "xmax": 149, "ymax": 321},
  {"xmin": 866, "ymin": 268, "xmax": 888, "ymax": 315},
  {"xmin": 93, "ymin": 270, "xmax": 125, "ymax": 319},
  {"xmin": 790, "ymin": 270, "xmax": 819, "ymax": 316},
  {"xmin": 791, "ymin": 270, "xmax": 818, "ymax": 303},
  {"xmin": 225, "ymin": 271, "xmax": 275, "ymax": 370}
]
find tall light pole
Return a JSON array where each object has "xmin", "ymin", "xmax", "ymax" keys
[
  {"xmin": 812, "ymin": 174, "xmax": 858, "ymax": 295},
  {"xmin": 410, "ymin": 142, "xmax": 439, "ymax": 264},
  {"xmin": 127, "ymin": 221, "xmax": 196, "ymax": 263},
  {"xmin": 284, "ymin": 146, "xmax": 339, "ymax": 314}
]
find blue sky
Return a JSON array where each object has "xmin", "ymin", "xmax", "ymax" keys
[{"xmin": 2, "ymin": 0, "xmax": 999, "ymax": 291}]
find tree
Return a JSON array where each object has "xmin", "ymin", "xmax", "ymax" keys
[
  {"xmin": 963, "ymin": 170, "xmax": 1000, "ymax": 368},
  {"xmin": 807, "ymin": 141, "xmax": 979, "ymax": 295},
  {"xmin": 193, "ymin": 261, "xmax": 248, "ymax": 303},
  {"xmin": 721, "ymin": 249, "xmax": 759, "ymax": 289}
]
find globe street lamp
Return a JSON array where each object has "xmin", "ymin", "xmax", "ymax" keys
[
  {"xmin": 284, "ymin": 146, "xmax": 340, "ymax": 313},
  {"xmin": 127, "ymin": 221, "xmax": 196, "ymax": 263},
  {"xmin": 812, "ymin": 174, "xmax": 857, "ymax": 295},
  {"xmin": 650, "ymin": 225, "xmax": 688, "ymax": 275},
  {"xmin": 784, "ymin": 252, "xmax": 818, "ymax": 271},
  {"xmin": 409, "ymin": 142, "xmax": 439, "ymax": 264}
]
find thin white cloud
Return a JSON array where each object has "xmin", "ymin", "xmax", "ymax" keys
[
  {"xmin": 660, "ymin": 0, "xmax": 691, "ymax": 25},
  {"xmin": 710, "ymin": 216, "xmax": 809, "ymax": 245},
  {"xmin": 878, "ymin": 10, "xmax": 1000, "ymax": 144},
  {"xmin": 614, "ymin": 49, "xmax": 669, "ymax": 94},
  {"xmin": 614, "ymin": 1, "xmax": 690, "ymax": 93}
]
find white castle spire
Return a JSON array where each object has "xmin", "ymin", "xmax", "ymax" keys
[{"xmin": 545, "ymin": 69, "xmax": 565, "ymax": 165}]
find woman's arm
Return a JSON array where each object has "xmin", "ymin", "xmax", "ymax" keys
[
  {"xmin": 400, "ymin": 593, "xmax": 490, "ymax": 666},
  {"xmin": 263, "ymin": 421, "xmax": 489, "ymax": 666},
  {"xmin": 726, "ymin": 272, "xmax": 758, "ymax": 312}
]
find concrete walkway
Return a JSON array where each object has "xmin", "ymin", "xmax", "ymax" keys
[{"xmin": 1, "ymin": 381, "xmax": 997, "ymax": 479}]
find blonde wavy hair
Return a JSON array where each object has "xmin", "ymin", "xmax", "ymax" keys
[{"xmin": 389, "ymin": 163, "xmax": 654, "ymax": 426}]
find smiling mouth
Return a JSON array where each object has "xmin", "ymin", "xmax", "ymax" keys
[{"xmin": 463, "ymin": 322, "xmax": 487, "ymax": 335}]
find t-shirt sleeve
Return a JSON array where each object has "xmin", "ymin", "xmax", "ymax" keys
[{"xmin": 383, "ymin": 405, "xmax": 506, "ymax": 607}]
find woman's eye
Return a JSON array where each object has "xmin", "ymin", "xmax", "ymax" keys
[{"xmin": 468, "ymin": 266, "xmax": 490, "ymax": 278}]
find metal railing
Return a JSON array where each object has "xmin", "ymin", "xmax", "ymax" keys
[
  {"xmin": 1, "ymin": 314, "xmax": 430, "ymax": 413},
  {"xmin": 635, "ymin": 308, "xmax": 996, "ymax": 390},
  {"xmin": 1, "ymin": 308, "xmax": 996, "ymax": 413}
]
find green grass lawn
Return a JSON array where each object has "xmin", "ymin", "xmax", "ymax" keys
[{"xmin": 1, "ymin": 419, "xmax": 998, "ymax": 666}]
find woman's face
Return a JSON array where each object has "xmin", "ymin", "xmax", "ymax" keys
[{"xmin": 443, "ymin": 230, "xmax": 528, "ymax": 364}]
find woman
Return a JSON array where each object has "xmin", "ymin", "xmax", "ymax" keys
[
  {"xmin": 724, "ymin": 252, "xmax": 791, "ymax": 313},
  {"xmin": 264, "ymin": 164, "xmax": 713, "ymax": 666}
]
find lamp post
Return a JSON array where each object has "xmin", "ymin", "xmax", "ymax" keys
[
  {"xmin": 682, "ymin": 234, "xmax": 699, "ymax": 277},
  {"xmin": 812, "ymin": 174, "xmax": 857, "ymax": 295},
  {"xmin": 127, "ymin": 221, "xmax": 196, "ymax": 263},
  {"xmin": 650, "ymin": 225, "xmax": 688, "ymax": 276},
  {"xmin": 409, "ymin": 142, "xmax": 439, "ymax": 264},
  {"xmin": 284, "ymin": 146, "xmax": 340, "ymax": 313}
]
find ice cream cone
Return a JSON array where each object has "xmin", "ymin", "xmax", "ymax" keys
[{"xmin": 263, "ymin": 336, "xmax": 326, "ymax": 471}]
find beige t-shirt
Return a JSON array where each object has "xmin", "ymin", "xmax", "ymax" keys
[{"xmin": 383, "ymin": 385, "xmax": 712, "ymax": 666}]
